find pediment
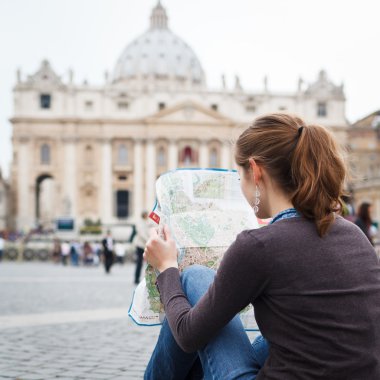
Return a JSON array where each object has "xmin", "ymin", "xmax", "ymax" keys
[
  {"xmin": 147, "ymin": 101, "xmax": 233, "ymax": 125},
  {"xmin": 26, "ymin": 60, "xmax": 63, "ymax": 88}
]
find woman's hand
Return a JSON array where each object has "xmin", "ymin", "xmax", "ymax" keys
[{"xmin": 144, "ymin": 225, "xmax": 178, "ymax": 273}]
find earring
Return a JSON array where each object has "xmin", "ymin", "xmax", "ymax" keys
[{"xmin": 253, "ymin": 185, "xmax": 260, "ymax": 213}]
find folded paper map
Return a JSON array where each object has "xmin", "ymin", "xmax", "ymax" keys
[{"xmin": 129, "ymin": 168, "xmax": 259, "ymax": 330}]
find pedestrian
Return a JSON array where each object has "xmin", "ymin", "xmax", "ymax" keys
[
  {"xmin": 61, "ymin": 241, "xmax": 70, "ymax": 266},
  {"xmin": 52, "ymin": 238, "xmax": 61, "ymax": 263},
  {"xmin": 102, "ymin": 230, "xmax": 114, "ymax": 274},
  {"xmin": 83, "ymin": 241, "xmax": 93, "ymax": 265},
  {"xmin": 115, "ymin": 241, "xmax": 125, "ymax": 264},
  {"xmin": 355, "ymin": 201, "xmax": 376, "ymax": 245},
  {"xmin": 0, "ymin": 234, "xmax": 4, "ymax": 262},
  {"xmin": 133, "ymin": 211, "xmax": 150, "ymax": 284},
  {"xmin": 144, "ymin": 113, "xmax": 380, "ymax": 379},
  {"xmin": 70, "ymin": 241, "xmax": 79, "ymax": 266},
  {"xmin": 92, "ymin": 241, "xmax": 101, "ymax": 265}
]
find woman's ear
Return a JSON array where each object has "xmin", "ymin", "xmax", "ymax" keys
[{"xmin": 248, "ymin": 158, "xmax": 262, "ymax": 183}]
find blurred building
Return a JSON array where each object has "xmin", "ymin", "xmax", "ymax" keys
[
  {"xmin": 347, "ymin": 110, "xmax": 380, "ymax": 221},
  {"xmin": 0, "ymin": 169, "xmax": 10, "ymax": 230},
  {"xmin": 9, "ymin": 2, "xmax": 348, "ymax": 231}
]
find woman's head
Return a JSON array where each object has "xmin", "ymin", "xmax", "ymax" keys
[
  {"xmin": 235, "ymin": 113, "xmax": 347, "ymax": 236},
  {"xmin": 358, "ymin": 202, "xmax": 372, "ymax": 225}
]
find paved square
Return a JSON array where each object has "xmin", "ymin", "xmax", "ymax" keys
[{"xmin": 0, "ymin": 262, "xmax": 160, "ymax": 379}]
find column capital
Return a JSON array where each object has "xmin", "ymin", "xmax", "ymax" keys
[
  {"xmin": 145, "ymin": 137, "xmax": 156, "ymax": 145},
  {"xmin": 61, "ymin": 136, "xmax": 79, "ymax": 144},
  {"xmin": 17, "ymin": 136, "xmax": 31, "ymax": 144},
  {"xmin": 134, "ymin": 138, "xmax": 145, "ymax": 145},
  {"xmin": 97, "ymin": 137, "xmax": 112, "ymax": 145},
  {"xmin": 199, "ymin": 139, "xmax": 210, "ymax": 146}
]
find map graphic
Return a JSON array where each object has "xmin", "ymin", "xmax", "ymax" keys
[{"xmin": 128, "ymin": 169, "xmax": 259, "ymax": 330}]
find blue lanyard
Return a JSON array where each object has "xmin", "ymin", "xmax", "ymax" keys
[{"xmin": 270, "ymin": 208, "xmax": 300, "ymax": 224}]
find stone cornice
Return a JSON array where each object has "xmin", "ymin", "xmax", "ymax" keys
[
  {"xmin": 15, "ymin": 136, "xmax": 31, "ymax": 143},
  {"xmin": 10, "ymin": 117, "xmax": 144, "ymax": 126},
  {"xmin": 60, "ymin": 137, "xmax": 79, "ymax": 144},
  {"xmin": 10, "ymin": 116, "xmax": 237, "ymax": 128}
]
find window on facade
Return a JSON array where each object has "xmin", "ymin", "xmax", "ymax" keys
[
  {"xmin": 85, "ymin": 146, "xmax": 93, "ymax": 165},
  {"xmin": 118, "ymin": 175, "xmax": 127, "ymax": 181},
  {"xmin": 158, "ymin": 102, "xmax": 166, "ymax": 111},
  {"xmin": 40, "ymin": 144, "xmax": 51, "ymax": 165},
  {"xmin": 0, "ymin": 191, "xmax": 2, "ymax": 203},
  {"xmin": 211, "ymin": 104, "xmax": 218, "ymax": 111},
  {"xmin": 40, "ymin": 94, "xmax": 51, "ymax": 109},
  {"xmin": 182, "ymin": 146, "xmax": 194, "ymax": 165},
  {"xmin": 157, "ymin": 147, "xmax": 166, "ymax": 167},
  {"xmin": 210, "ymin": 148, "xmax": 218, "ymax": 167},
  {"xmin": 116, "ymin": 190, "xmax": 129, "ymax": 218},
  {"xmin": 317, "ymin": 102, "xmax": 327, "ymax": 117},
  {"xmin": 118, "ymin": 102, "xmax": 129, "ymax": 110},
  {"xmin": 117, "ymin": 145, "xmax": 128, "ymax": 165},
  {"xmin": 246, "ymin": 105, "xmax": 256, "ymax": 113},
  {"xmin": 85, "ymin": 100, "xmax": 93, "ymax": 110}
]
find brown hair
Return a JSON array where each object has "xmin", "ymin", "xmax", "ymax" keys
[{"xmin": 235, "ymin": 113, "xmax": 347, "ymax": 237}]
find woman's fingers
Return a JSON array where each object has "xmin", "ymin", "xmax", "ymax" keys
[{"xmin": 163, "ymin": 224, "xmax": 172, "ymax": 241}]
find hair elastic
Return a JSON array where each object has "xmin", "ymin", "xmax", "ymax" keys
[{"xmin": 290, "ymin": 126, "xmax": 304, "ymax": 153}]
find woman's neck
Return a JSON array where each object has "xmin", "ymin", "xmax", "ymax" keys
[
  {"xmin": 265, "ymin": 181, "xmax": 294, "ymax": 217},
  {"xmin": 269, "ymin": 199, "xmax": 295, "ymax": 217}
]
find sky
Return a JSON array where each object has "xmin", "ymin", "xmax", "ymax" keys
[{"xmin": 1, "ymin": 0, "xmax": 379, "ymax": 178}]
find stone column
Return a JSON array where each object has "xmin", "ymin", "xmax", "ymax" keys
[
  {"xmin": 62, "ymin": 137, "xmax": 77, "ymax": 219},
  {"xmin": 145, "ymin": 139, "xmax": 156, "ymax": 211},
  {"xmin": 17, "ymin": 137, "xmax": 31, "ymax": 231},
  {"xmin": 221, "ymin": 141, "xmax": 231, "ymax": 169},
  {"xmin": 168, "ymin": 139, "xmax": 178, "ymax": 170},
  {"xmin": 133, "ymin": 139, "xmax": 143, "ymax": 218},
  {"xmin": 199, "ymin": 141, "xmax": 209, "ymax": 168},
  {"xmin": 100, "ymin": 138, "xmax": 112, "ymax": 224}
]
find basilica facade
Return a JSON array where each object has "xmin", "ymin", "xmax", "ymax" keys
[{"xmin": 10, "ymin": 2, "xmax": 348, "ymax": 231}]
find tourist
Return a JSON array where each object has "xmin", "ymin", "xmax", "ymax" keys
[
  {"xmin": 0, "ymin": 234, "xmax": 4, "ymax": 262},
  {"xmin": 133, "ymin": 211, "xmax": 151, "ymax": 284},
  {"xmin": 102, "ymin": 231, "xmax": 114, "ymax": 274},
  {"xmin": 355, "ymin": 202, "xmax": 376, "ymax": 245},
  {"xmin": 115, "ymin": 241, "xmax": 125, "ymax": 264},
  {"xmin": 60, "ymin": 241, "xmax": 70, "ymax": 266},
  {"xmin": 83, "ymin": 241, "xmax": 94, "ymax": 265},
  {"xmin": 144, "ymin": 113, "xmax": 380, "ymax": 379}
]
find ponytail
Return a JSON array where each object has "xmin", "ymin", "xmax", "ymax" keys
[
  {"xmin": 235, "ymin": 113, "xmax": 347, "ymax": 236},
  {"xmin": 290, "ymin": 124, "xmax": 346, "ymax": 236}
]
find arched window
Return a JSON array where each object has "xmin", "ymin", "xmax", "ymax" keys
[
  {"xmin": 85, "ymin": 145, "xmax": 93, "ymax": 165},
  {"xmin": 40, "ymin": 144, "xmax": 50, "ymax": 165},
  {"xmin": 157, "ymin": 147, "xmax": 166, "ymax": 167},
  {"xmin": 209, "ymin": 148, "xmax": 218, "ymax": 167},
  {"xmin": 118, "ymin": 145, "xmax": 128, "ymax": 165},
  {"xmin": 183, "ymin": 146, "xmax": 193, "ymax": 165}
]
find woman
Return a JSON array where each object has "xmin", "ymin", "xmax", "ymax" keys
[
  {"xmin": 355, "ymin": 202, "xmax": 375, "ymax": 245},
  {"xmin": 144, "ymin": 113, "xmax": 380, "ymax": 379}
]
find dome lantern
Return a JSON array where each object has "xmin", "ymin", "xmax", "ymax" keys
[{"xmin": 150, "ymin": 1, "xmax": 168, "ymax": 30}]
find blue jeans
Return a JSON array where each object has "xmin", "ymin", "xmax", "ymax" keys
[{"xmin": 145, "ymin": 265, "xmax": 269, "ymax": 380}]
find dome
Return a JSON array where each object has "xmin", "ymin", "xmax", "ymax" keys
[{"xmin": 112, "ymin": 2, "xmax": 206, "ymax": 88}]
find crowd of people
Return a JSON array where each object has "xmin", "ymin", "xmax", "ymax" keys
[
  {"xmin": 45, "ymin": 211, "xmax": 153, "ymax": 277},
  {"xmin": 52, "ymin": 236, "xmax": 129, "ymax": 268}
]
